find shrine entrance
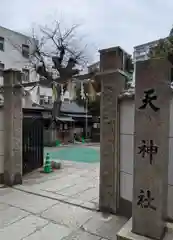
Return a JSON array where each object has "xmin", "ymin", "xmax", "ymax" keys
[{"xmin": 22, "ymin": 109, "xmax": 44, "ymax": 175}]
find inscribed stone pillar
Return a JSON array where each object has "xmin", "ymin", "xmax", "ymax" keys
[
  {"xmin": 3, "ymin": 69, "xmax": 23, "ymax": 186},
  {"xmin": 132, "ymin": 59, "xmax": 171, "ymax": 239},
  {"xmin": 99, "ymin": 47, "xmax": 126, "ymax": 213}
]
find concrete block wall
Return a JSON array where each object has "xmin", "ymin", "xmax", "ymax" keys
[{"xmin": 119, "ymin": 97, "xmax": 173, "ymax": 220}]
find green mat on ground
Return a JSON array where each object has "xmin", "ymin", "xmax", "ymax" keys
[{"xmin": 44, "ymin": 147, "xmax": 100, "ymax": 163}]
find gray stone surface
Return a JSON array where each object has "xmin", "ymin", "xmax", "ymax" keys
[
  {"xmin": 23, "ymin": 222, "xmax": 72, "ymax": 240},
  {"xmin": 81, "ymin": 201, "xmax": 99, "ymax": 210},
  {"xmin": 0, "ymin": 215, "xmax": 48, "ymax": 240},
  {"xmin": 0, "ymin": 202, "xmax": 9, "ymax": 211},
  {"xmin": 99, "ymin": 47, "xmax": 126, "ymax": 213},
  {"xmin": 72, "ymin": 187, "xmax": 98, "ymax": 202},
  {"xmin": 133, "ymin": 59, "xmax": 171, "ymax": 239},
  {"xmin": 41, "ymin": 202, "xmax": 93, "ymax": 229},
  {"xmin": 3, "ymin": 69, "xmax": 23, "ymax": 185},
  {"xmin": 63, "ymin": 229, "xmax": 101, "ymax": 240},
  {"xmin": 0, "ymin": 189, "xmax": 57, "ymax": 214},
  {"xmin": 14, "ymin": 159, "xmax": 100, "ymax": 211},
  {"xmin": 117, "ymin": 218, "xmax": 173, "ymax": 240},
  {"xmin": 58, "ymin": 181, "xmax": 92, "ymax": 196},
  {"xmin": 83, "ymin": 212, "xmax": 127, "ymax": 240},
  {"xmin": 0, "ymin": 205, "xmax": 29, "ymax": 228},
  {"xmin": 0, "ymin": 160, "xmax": 129, "ymax": 240}
]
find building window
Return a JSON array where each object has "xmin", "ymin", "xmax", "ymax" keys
[
  {"xmin": 0, "ymin": 37, "xmax": 4, "ymax": 51},
  {"xmin": 48, "ymin": 96, "xmax": 52, "ymax": 104},
  {"xmin": 40, "ymin": 95, "xmax": 45, "ymax": 105},
  {"xmin": 39, "ymin": 95, "xmax": 52, "ymax": 105},
  {"xmin": 22, "ymin": 44, "xmax": 29, "ymax": 58},
  {"xmin": 22, "ymin": 69, "xmax": 29, "ymax": 81}
]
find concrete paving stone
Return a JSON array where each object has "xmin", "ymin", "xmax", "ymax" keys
[
  {"xmin": 39, "ymin": 175, "xmax": 86, "ymax": 192},
  {"xmin": 0, "ymin": 215, "xmax": 48, "ymax": 240},
  {"xmin": 0, "ymin": 205, "xmax": 29, "ymax": 229},
  {"xmin": 63, "ymin": 229, "xmax": 101, "ymax": 240},
  {"xmin": 79, "ymin": 170, "xmax": 98, "ymax": 178},
  {"xmin": 91, "ymin": 197, "xmax": 99, "ymax": 204},
  {"xmin": 81, "ymin": 201, "xmax": 99, "ymax": 210},
  {"xmin": 64, "ymin": 197, "xmax": 84, "ymax": 206},
  {"xmin": 77, "ymin": 169, "xmax": 93, "ymax": 177},
  {"xmin": 40, "ymin": 190, "xmax": 69, "ymax": 200},
  {"xmin": 72, "ymin": 187, "xmax": 98, "ymax": 202},
  {"xmin": 86, "ymin": 180, "xmax": 99, "ymax": 189},
  {"xmin": 0, "ymin": 189, "xmax": 58, "ymax": 214},
  {"xmin": 42, "ymin": 183, "xmax": 76, "ymax": 192},
  {"xmin": 23, "ymin": 222, "xmax": 72, "ymax": 240},
  {"xmin": 57, "ymin": 182, "xmax": 92, "ymax": 196},
  {"xmin": 0, "ymin": 187, "xmax": 12, "ymax": 197},
  {"xmin": 17, "ymin": 184, "xmax": 69, "ymax": 201},
  {"xmin": 14, "ymin": 185, "xmax": 41, "ymax": 193},
  {"xmin": 83, "ymin": 212, "xmax": 128, "ymax": 240},
  {"xmin": 41, "ymin": 202, "xmax": 93, "ymax": 229},
  {"xmin": 0, "ymin": 202, "xmax": 9, "ymax": 211}
]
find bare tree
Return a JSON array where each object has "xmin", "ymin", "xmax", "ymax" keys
[
  {"xmin": 25, "ymin": 20, "xmax": 91, "ymax": 118},
  {"xmin": 3, "ymin": 20, "xmax": 92, "ymax": 119}
]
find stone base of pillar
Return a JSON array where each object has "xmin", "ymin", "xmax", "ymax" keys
[
  {"xmin": 99, "ymin": 205, "xmax": 116, "ymax": 215},
  {"xmin": 3, "ymin": 171, "xmax": 22, "ymax": 186},
  {"xmin": 117, "ymin": 218, "xmax": 172, "ymax": 240}
]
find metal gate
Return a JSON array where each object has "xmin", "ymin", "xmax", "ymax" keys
[{"xmin": 22, "ymin": 111, "xmax": 43, "ymax": 175}]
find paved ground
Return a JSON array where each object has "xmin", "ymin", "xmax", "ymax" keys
[
  {"xmin": 15, "ymin": 160, "xmax": 100, "ymax": 211},
  {"xmin": 0, "ymin": 145, "xmax": 128, "ymax": 239},
  {"xmin": 44, "ymin": 145, "xmax": 100, "ymax": 163},
  {"xmin": 0, "ymin": 160, "xmax": 128, "ymax": 239},
  {"xmin": 0, "ymin": 187, "xmax": 127, "ymax": 240}
]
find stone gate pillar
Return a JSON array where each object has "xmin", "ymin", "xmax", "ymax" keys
[
  {"xmin": 117, "ymin": 59, "xmax": 172, "ymax": 240},
  {"xmin": 3, "ymin": 69, "xmax": 23, "ymax": 186},
  {"xmin": 99, "ymin": 47, "xmax": 126, "ymax": 213}
]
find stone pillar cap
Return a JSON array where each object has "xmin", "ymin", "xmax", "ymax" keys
[{"xmin": 99, "ymin": 46, "xmax": 130, "ymax": 55}]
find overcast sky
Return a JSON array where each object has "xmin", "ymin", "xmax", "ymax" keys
[{"xmin": 1, "ymin": 0, "xmax": 173, "ymax": 62}]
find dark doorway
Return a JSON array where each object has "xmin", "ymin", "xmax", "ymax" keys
[{"xmin": 22, "ymin": 109, "xmax": 44, "ymax": 175}]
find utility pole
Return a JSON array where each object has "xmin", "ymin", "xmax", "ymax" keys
[{"xmin": 85, "ymin": 94, "xmax": 88, "ymax": 139}]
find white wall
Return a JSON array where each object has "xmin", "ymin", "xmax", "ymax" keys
[
  {"xmin": 120, "ymin": 97, "xmax": 173, "ymax": 219},
  {"xmin": 29, "ymin": 85, "xmax": 72, "ymax": 104},
  {"xmin": 0, "ymin": 26, "xmax": 38, "ymax": 83},
  {"xmin": 30, "ymin": 86, "xmax": 53, "ymax": 104},
  {"xmin": 39, "ymin": 86, "xmax": 52, "ymax": 96},
  {"xmin": 120, "ymin": 99, "xmax": 134, "ymax": 201},
  {"xmin": 0, "ymin": 109, "xmax": 4, "ymax": 175}
]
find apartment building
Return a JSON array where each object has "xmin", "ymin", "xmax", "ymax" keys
[
  {"xmin": 0, "ymin": 26, "xmax": 38, "ymax": 83},
  {"xmin": 133, "ymin": 40, "xmax": 159, "ymax": 63},
  {"xmin": 132, "ymin": 40, "xmax": 160, "ymax": 83},
  {"xmin": 0, "ymin": 26, "xmax": 56, "ymax": 107},
  {"xmin": 88, "ymin": 46, "xmax": 133, "ymax": 74}
]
